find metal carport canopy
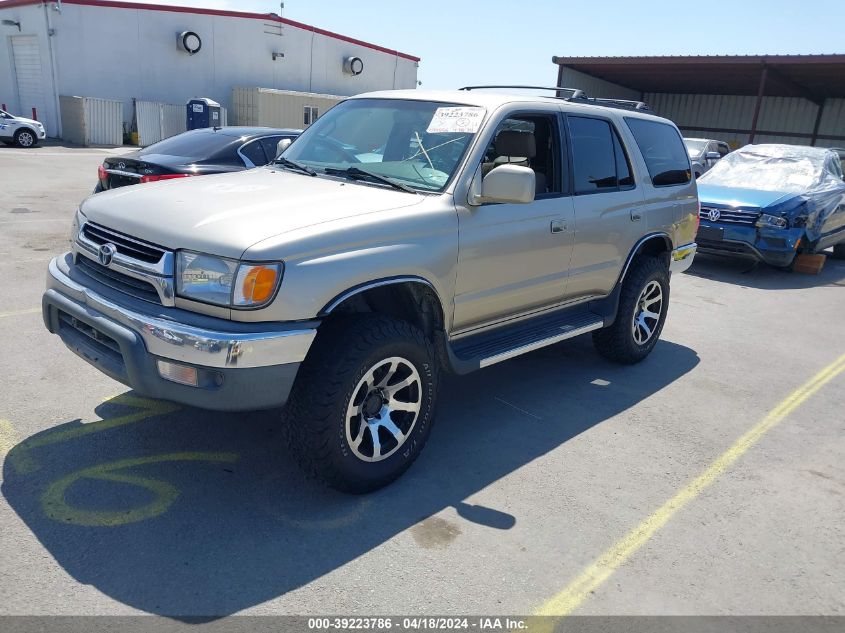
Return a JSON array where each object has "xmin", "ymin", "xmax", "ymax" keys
[
  {"xmin": 552, "ymin": 55, "xmax": 845, "ymax": 102},
  {"xmin": 552, "ymin": 54, "xmax": 845, "ymax": 143}
]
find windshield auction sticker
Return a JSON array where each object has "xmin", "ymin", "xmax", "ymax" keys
[{"xmin": 426, "ymin": 107, "xmax": 485, "ymax": 134}]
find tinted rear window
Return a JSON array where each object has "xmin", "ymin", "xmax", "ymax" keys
[
  {"xmin": 139, "ymin": 130, "xmax": 235, "ymax": 158},
  {"xmin": 625, "ymin": 118, "xmax": 691, "ymax": 186}
]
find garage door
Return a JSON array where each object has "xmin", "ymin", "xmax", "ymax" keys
[{"xmin": 10, "ymin": 35, "xmax": 47, "ymax": 122}]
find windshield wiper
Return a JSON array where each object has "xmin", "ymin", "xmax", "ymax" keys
[
  {"xmin": 273, "ymin": 157, "xmax": 316, "ymax": 176},
  {"xmin": 324, "ymin": 166, "xmax": 417, "ymax": 194}
]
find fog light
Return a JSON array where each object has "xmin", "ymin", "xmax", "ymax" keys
[{"xmin": 157, "ymin": 360, "xmax": 198, "ymax": 386}]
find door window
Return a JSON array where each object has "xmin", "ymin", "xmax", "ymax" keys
[
  {"xmin": 260, "ymin": 135, "xmax": 294, "ymax": 163},
  {"xmin": 239, "ymin": 139, "xmax": 268, "ymax": 167},
  {"xmin": 568, "ymin": 116, "xmax": 633, "ymax": 194},
  {"xmin": 480, "ymin": 114, "xmax": 562, "ymax": 196}
]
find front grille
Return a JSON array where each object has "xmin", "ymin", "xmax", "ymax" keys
[
  {"xmin": 82, "ymin": 222, "xmax": 166, "ymax": 264},
  {"xmin": 699, "ymin": 206, "xmax": 761, "ymax": 226},
  {"xmin": 697, "ymin": 239, "xmax": 755, "ymax": 256},
  {"xmin": 77, "ymin": 255, "xmax": 162, "ymax": 304}
]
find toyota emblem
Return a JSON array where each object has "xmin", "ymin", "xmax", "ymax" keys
[
  {"xmin": 98, "ymin": 243, "xmax": 117, "ymax": 266},
  {"xmin": 707, "ymin": 208, "xmax": 721, "ymax": 222}
]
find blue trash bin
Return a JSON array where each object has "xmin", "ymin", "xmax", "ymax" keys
[{"xmin": 186, "ymin": 98, "xmax": 222, "ymax": 130}]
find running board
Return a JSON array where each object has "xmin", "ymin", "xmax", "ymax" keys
[{"xmin": 447, "ymin": 307, "xmax": 604, "ymax": 373}]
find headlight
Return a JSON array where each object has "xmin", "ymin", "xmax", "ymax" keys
[
  {"xmin": 176, "ymin": 251, "xmax": 282, "ymax": 308},
  {"xmin": 70, "ymin": 210, "xmax": 83, "ymax": 245},
  {"xmin": 756, "ymin": 213, "xmax": 788, "ymax": 229}
]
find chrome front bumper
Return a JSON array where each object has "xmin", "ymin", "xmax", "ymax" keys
[
  {"xmin": 669, "ymin": 242, "xmax": 697, "ymax": 274},
  {"xmin": 43, "ymin": 255, "xmax": 317, "ymax": 410},
  {"xmin": 46, "ymin": 255, "xmax": 315, "ymax": 369}
]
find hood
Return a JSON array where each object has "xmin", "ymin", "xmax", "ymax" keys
[
  {"xmin": 11, "ymin": 116, "xmax": 43, "ymax": 127},
  {"xmin": 696, "ymin": 184, "xmax": 796, "ymax": 209},
  {"xmin": 80, "ymin": 168, "xmax": 425, "ymax": 259}
]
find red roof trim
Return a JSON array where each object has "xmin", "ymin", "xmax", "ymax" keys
[{"xmin": 0, "ymin": 0, "xmax": 421, "ymax": 62}]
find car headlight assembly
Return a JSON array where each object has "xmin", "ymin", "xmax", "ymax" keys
[
  {"xmin": 176, "ymin": 251, "xmax": 282, "ymax": 308},
  {"xmin": 756, "ymin": 213, "xmax": 788, "ymax": 229},
  {"xmin": 70, "ymin": 209, "xmax": 84, "ymax": 245}
]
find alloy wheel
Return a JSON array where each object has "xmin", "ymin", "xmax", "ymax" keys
[
  {"xmin": 631, "ymin": 280, "xmax": 663, "ymax": 345},
  {"xmin": 345, "ymin": 356, "xmax": 422, "ymax": 463}
]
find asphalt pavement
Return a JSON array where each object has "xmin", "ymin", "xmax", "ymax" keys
[{"xmin": 0, "ymin": 143, "xmax": 843, "ymax": 621}]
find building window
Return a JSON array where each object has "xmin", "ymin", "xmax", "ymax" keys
[{"xmin": 304, "ymin": 106, "xmax": 319, "ymax": 126}]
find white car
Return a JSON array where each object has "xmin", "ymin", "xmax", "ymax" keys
[{"xmin": 0, "ymin": 108, "xmax": 47, "ymax": 147}]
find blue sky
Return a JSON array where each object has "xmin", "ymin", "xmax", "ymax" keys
[{"xmin": 135, "ymin": 0, "xmax": 845, "ymax": 88}]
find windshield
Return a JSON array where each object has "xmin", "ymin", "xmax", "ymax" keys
[
  {"xmin": 684, "ymin": 139, "xmax": 707, "ymax": 155},
  {"xmin": 698, "ymin": 146, "xmax": 828, "ymax": 193},
  {"xmin": 283, "ymin": 98, "xmax": 484, "ymax": 192}
]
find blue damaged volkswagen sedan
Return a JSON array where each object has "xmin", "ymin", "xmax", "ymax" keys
[{"xmin": 696, "ymin": 144, "xmax": 845, "ymax": 268}]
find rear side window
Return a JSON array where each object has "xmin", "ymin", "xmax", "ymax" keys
[
  {"xmin": 568, "ymin": 116, "xmax": 634, "ymax": 194},
  {"xmin": 625, "ymin": 118, "xmax": 691, "ymax": 186}
]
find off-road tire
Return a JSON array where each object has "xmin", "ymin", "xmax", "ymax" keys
[
  {"xmin": 831, "ymin": 243, "xmax": 845, "ymax": 260},
  {"xmin": 592, "ymin": 256, "xmax": 670, "ymax": 364},
  {"xmin": 284, "ymin": 314, "xmax": 438, "ymax": 493},
  {"xmin": 14, "ymin": 128, "xmax": 36, "ymax": 148}
]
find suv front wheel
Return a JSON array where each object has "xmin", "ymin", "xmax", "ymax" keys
[
  {"xmin": 284, "ymin": 314, "xmax": 438, "ymax": 493},
  {"xmin": 593, "ymin": 256, "xmax": 670, "ymax": 364},
  {"xmin": 14, "ymin": 129, "xmax": 37, "ymax": 148}
]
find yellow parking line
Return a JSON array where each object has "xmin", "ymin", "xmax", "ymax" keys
[
  {"xmin": 536, "ymin": 352, "xmax": 845, "ymax": 617},
  {"xmin": 0, "ymin": 307, "xmax": 40, "ymax": 319}
]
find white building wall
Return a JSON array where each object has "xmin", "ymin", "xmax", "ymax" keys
[
  {"xmin": 0, "ymin": 1, "xmax": 419, "ymax": 137},
  {"xmin": 0, "ymin": 4, "xmax": 61, "ymax": 137}
]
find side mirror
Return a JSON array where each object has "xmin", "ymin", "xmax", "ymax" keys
[
  {"xmin": 705, "ymin": 151, "xmax": 721, "ymax": 161},
  {"xmin": 479, "ymin": 165, "xmax": 535, "ymax": 204},
  {"xmin": 276, "ymin": 137, "xmax": 292, "ymax": 157}
]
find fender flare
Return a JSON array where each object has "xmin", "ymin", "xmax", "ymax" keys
[
  {"xmin": 319, "ymin": 275, "xmax": 445, "ymax": 320},
  {"xmin": 617, "ymin": 232, "xmax": 673, "ymax": 285}
]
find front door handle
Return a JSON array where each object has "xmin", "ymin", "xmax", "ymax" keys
[
  {"xmin": 550, "ymin": 219, "xmax": 566, "ymax": 233},
  {"xmin": 630, "ymin": 209, "xmax": 643, "ymax": 222}
]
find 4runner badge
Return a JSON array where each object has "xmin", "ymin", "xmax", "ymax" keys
[{"xmin": 98, "ymin": 243, "xmax": 117, "ymax": 266}]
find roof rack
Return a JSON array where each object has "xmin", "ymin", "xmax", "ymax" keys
[{"xmin": 458, "ymin": 85, "xmax": 651, "ymax": 112}]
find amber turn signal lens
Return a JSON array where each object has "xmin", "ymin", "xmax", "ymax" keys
[{"xmin": 241, "ymin": 266, "xmax": 278, "ymax": 303}]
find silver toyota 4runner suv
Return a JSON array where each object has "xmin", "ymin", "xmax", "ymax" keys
[{"xmin": 43, "ymin": 88, "xmax": 698, "ymax": 492}]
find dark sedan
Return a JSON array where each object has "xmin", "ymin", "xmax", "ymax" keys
[{"xmin": 95, "ymin": 126, "xmax": 301, "ymax": 192}]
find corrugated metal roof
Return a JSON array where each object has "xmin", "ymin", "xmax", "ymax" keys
[{"xmin": 552, "ymin": 55, "xmax": 845, "ymax": 101}]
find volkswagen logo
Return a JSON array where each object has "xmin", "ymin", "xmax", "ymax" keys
[
  {"xmin": 707, "ymin": 208, "xmax": 721, "ymax": 222},
  {"xmin": 117, "ymin": 162, "xmax": 126, "ymax": 170},
  {"xmin": 98, "ymin": 243, "xmax": 117, "ymax": 266}
]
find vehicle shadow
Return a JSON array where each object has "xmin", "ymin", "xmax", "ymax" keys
[
  {"xmin": 687, "ymin": 251, "xmax": 845, "ymax": 290},
  {"xmin": 2, "ymin": 335, "xmax": 698, "ymax": 618}
]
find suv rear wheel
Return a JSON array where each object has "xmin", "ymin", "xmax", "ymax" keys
[
  {"xmin": 284, "ymin": 314, "xmax": 438, "ymax": 493},
  {"xmin": 593, "ymin": 256, "xmax": 670, "ymax": 364}
]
